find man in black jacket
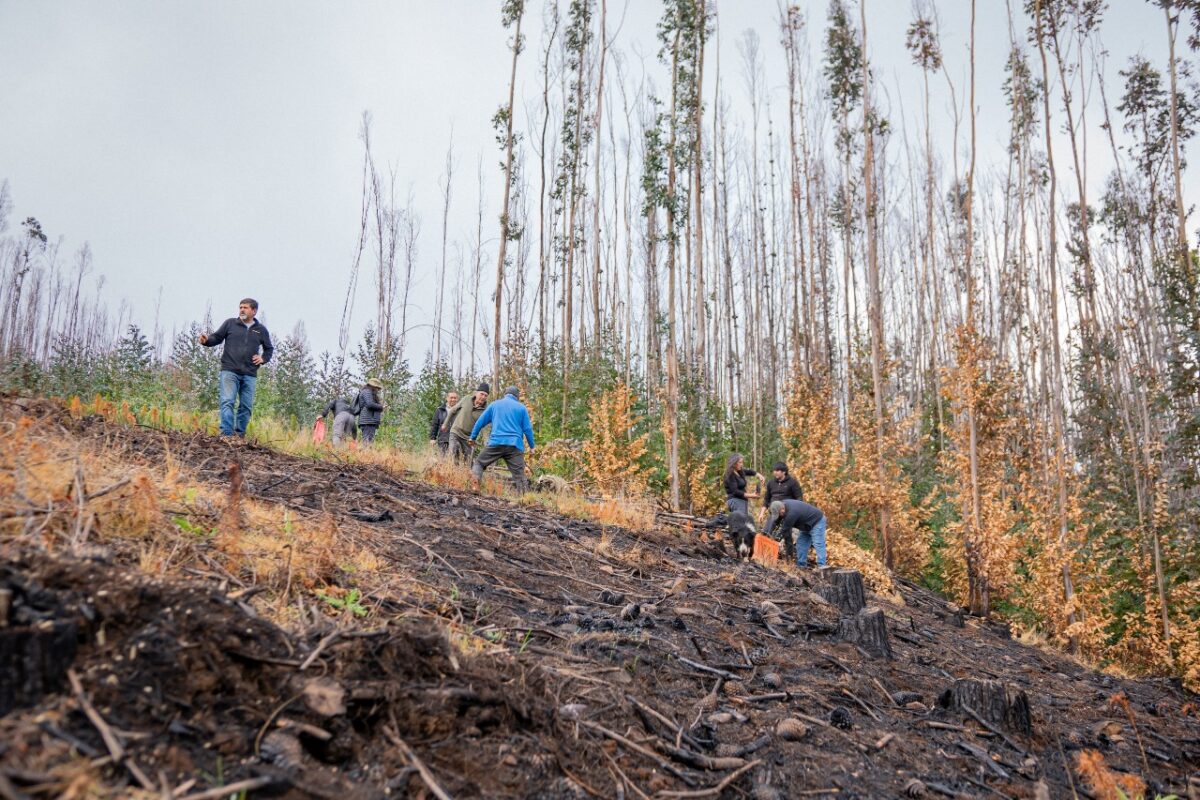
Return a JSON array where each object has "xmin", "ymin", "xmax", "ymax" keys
[
  {"xmin": 199, "ymin": 298, "xmax": 273, "ymax": 437},
  {"xmin": 429, "ymin": 391, "xmax": 459, "ymax": 454},
  {"xmin": 762, "ymin": 462, "xmax": 803, "ymax": 511}
]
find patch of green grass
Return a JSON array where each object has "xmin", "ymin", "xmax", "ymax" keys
[
  {"xmin": 315, "ymin": 588, "xmax": 369, "ymax": 618},
  {"xmin": 173, "ymin": 515, "xmax": 215, "ymax": 539}
]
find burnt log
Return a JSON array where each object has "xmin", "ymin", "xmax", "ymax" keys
[
  {"xmin": 0, "ymin": 621, "xmax": 78, "ymax": 715},
  {"xmin": 836, "ymin": 606, "xmax": 893, "ymax": 659},
  {"xmin": 938, "ymin": 679, "xmax": 1033, "ymax": 737},
  {"xmin": 817, "ymin": 569, "xmax": 866, "ymax": 614}
]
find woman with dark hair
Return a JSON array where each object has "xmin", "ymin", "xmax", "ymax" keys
[{"xmin": 722, "ymin": 453, "xmax": 758, "ymax": 515}]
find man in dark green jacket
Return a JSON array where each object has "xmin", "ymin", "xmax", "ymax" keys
[{"xmin": 442, "ymin": 382, "xmax": 489, "ymax": 462}]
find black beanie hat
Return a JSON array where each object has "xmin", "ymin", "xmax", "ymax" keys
[
  {"xmin": 477, "ymin": 382, "xmax": 490, "ymax": 394},
  {"xmin": 773, "ymin": 462, "xmax": 788, "ymax": 473}
]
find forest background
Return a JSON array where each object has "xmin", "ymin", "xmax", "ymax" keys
[{"xmin": 1, "ymin": 0, "xmax": 1198, "ymax": 690}]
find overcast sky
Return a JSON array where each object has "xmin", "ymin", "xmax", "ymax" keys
[{"xmin": 0, "ymin": 1, "xmax": 1180, "ymax": 367}]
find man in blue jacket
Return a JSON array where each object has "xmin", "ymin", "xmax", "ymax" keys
[
  {"xmin": 469, "ymin": 386, "xmax": 535, "ymax": 493},
  {"xmin": 199, "ymin": 298, "xmax": 273, "ymax": 438}
]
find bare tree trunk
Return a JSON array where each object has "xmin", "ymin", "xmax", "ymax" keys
[
  {"xmin": 470, "ymin": 159, "xmax": 485, "ymax": 377},
  {"xmin": 666, "ymin": 28, "xmax": 682, "ymax": 510},
  {"xmin": 1034, "ymin": 0, "xmax": 1078, "ymax": 641},
  {"xmin": 860, "ymin": 0, "xmax": 891, "ymax": 568},
  {"xmin": 691, "ymin": 0, "xmax": 707, "ymax": 387},
  {"xmin": 436, "ymin": 134, "xmax": 454, "ymax": 366},
  {"xmin": 493, "ymin": 4, "xmax": 526, "ymax": 383},
  {"xmin": 590, "ymin": 0, "xmax": 607, "ymax": 354},
  {"xmin": 534, "ymin": 7, "xmax": 559, "ymax": 367}
]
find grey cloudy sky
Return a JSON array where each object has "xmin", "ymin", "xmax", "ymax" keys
[{"xmin": 0, "ymin": 1, "xmax": 1177, "ymax": 366}]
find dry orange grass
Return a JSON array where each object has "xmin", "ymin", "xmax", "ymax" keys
[
  {"xmin": 522, "ymin": 491, "xmax": 657, "ymax": 532},
  {"xmin": 1073, "ymin": 749, "xmax": 1146, "ymax": 800},
  {"xmin": 0, "ymin": 407, "xmax": 383, "ymax": 624}
]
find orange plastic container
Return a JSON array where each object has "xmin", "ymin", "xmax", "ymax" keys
[{"xmin": 753, "ymin": 534, "xmax": 779, "ymax": 565}]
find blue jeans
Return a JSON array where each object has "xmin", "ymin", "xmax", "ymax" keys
[
  {"xmin": 219, "ymin": 371, "xmax": 257, "ymax": 436},
  {"xmin": 727, "ymin": 498, "xmax": 748, "ymax": 515},
  {"xmin": 794, "ymin": 515, "xmax": 827, "ymax": 567}
]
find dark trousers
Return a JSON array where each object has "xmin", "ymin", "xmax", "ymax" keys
[
  {"xmin": 360, "ymin": 424, "xmax": 378, "ymax": 444},
  {"xmin": 472, "ymin": 445, "xmax": 528, "ymax": 492},
  {"xmin": 450, "ymin": 434, "xmax": 474, "ymax": 463}
]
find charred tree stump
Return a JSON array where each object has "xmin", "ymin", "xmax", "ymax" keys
[
  {"xmin": 817, "ymin": 569, "xmax": 866, "ymax": 614},
  {"xmin": 938, "ymin": 679, "xmax": 1033, "ymax": 737},
  {"xmin": 0, "ymin": 621, "xmax": 78, "ymax": 715},
  {"xmin": 836, "ymin": 606, "xmax": 893, "ymax": 659}
]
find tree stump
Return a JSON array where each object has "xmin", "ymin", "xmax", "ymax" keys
[
  {"xmin": 836, "ymin": 606, "xmax": 893, "ymax": 659},
  {"xmin": 938, "ymin": 679, "xmax": 1033, "ymax": 737},
  {"xmin": 0, "ymin": 621, "xmax": 78, "ymax": 716},
  {"xmin": 818, "ymin": 569, "xmax": 866, "ymax": 614}
]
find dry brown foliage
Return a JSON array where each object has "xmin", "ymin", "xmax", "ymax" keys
[
  {"xmin": 1073, "ymin": 749, "xmax": 1146, "ymax": 800},
  {"xmin": 583, "ymin": 382, "xmax": 649, "ymax": 499}
]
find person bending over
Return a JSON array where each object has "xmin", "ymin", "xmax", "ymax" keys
[
  {"xmin": 319, "ymin": 395, "xmax": 360, "ymax": 445},
  {"xmin": 763, "ymin": 498, "xmax": 828, "ymax": 568}
]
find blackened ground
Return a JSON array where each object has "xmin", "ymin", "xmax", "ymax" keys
[{"xmin": 1, "ymin": 402, "xmax": 1197, "ymax": 798}]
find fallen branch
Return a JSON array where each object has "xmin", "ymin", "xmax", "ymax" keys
[
  {"xmin": 957, "ymin": 741, "xmax": 1010, "ymax": 780},
  {"xmin": 580, "ymin": 721, "xmax": 696, "ymax": 786},
  {"xmin": 841, "ymin": 688, "xmax": 881, "ymax": 722},
  {"xmin": 960, "ymin": 703, "xmax": 1028, "ymax": 757},
  {"xmin": 740, "ymin": 692, "xmax": 790, "ymax": 703},
  {"xmin": 175, "ymin": 776, "xmax": 275, "ymax": 800},
  {"xmin": 653, "ymin": 741, "xmax": 745, "ymax": 771},
  {"xmin": 0, "ymin": 772, "xmax": 29, "ymax": 800},
  {"xmin": 600, "ymin": 747, "xmax": 651, "ymax": 800},
  {"xmin": 299, "ymin": 630, "xmax": 341, "ymax": 671},
  {"xmin": 67, "ymin": 669, "xmax": 154, "ymax": 792},
  {"xmin": 384, "ymin": 721, "xmax": 453, "ymax": 800},
  {"xmin": 653, "ymin": 759, "xmax": 761, "ymax": 799},
  {"xmin": 674, "ymin": 655, "xmax": 741, "ymax": 681}
]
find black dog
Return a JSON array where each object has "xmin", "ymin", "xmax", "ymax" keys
[{"xmin": 726, "ymin": 511, "xmax": 757, "ymax": 560}]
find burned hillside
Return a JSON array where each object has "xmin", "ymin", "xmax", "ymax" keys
[{"xmin": 1, "ymin": 397, "xmax": 1198, "ymax": 799}]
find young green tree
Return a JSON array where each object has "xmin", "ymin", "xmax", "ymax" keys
[
  {"xmin": 256, "ymin": 326, "xmax": 317, "ymax": 427},
  {"xmin": 168, "ymin": 322, "xmax": 220, "ymax": 411}
]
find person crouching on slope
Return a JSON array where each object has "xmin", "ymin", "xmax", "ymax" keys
[
  {"xmin": 469, "ymin": 386, "xmax": 535, "ymax": 494},
  {"xmin": 319, "ymin": 395, "xmax": 360, "ymax": 445},
  {"xmin": 763, "ymin": 498, "xmax": 828, "ymax": 568}
]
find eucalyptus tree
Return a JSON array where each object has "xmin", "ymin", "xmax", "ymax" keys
[
  {"xmin": 492, "ymin": 0, "xmax": 527, "ymax": 384},
  {"xmin": 858, "ymin": 0, "xmax": 893, "ymax": 566},
  {"xmin": 552, "ymin": 0, "xmax": 594, "ymax": 425},
  {"xmin": 905, "ymin": 8, "xmax": 944, "ymax": 441},
  {"xmin": 644, "ymin": 0, "xmax": 707, "ymax": 509},
  {"xmin": 823, "ymin": 0, "xmax": 863, "ymax": 431},
  {"xmin": 1031, "ymin": 0, "xmax": 1079, "ymax": 638}
]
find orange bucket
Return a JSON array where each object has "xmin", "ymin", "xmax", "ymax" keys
[{"xmin": 753, "ymin": 534, "xmax": 779, "ymax": 565}]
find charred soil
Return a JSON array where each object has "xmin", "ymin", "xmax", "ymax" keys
[{"xmin": 1, "ymin": 398, "xmax": 1198, "ymax": 799}]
